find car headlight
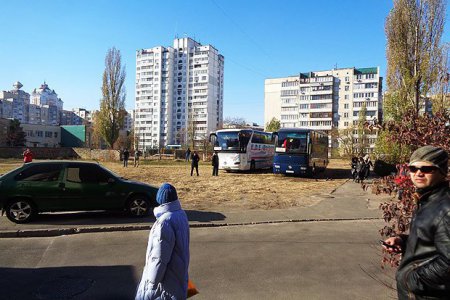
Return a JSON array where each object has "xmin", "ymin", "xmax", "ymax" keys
[{"xmin": 274, "ymin": 165, "xmax": 280, "ymax": 168}]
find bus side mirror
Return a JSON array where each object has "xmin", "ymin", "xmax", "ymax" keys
[{"xmin": 209, "ymin": 133, "xmax": 217, "ymax": 143}]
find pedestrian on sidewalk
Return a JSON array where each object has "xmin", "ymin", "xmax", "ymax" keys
[
  {"xmin": 382, "ymin": 145, "xmax": 450, "ymax": 299},
  {"xmin": 123, "ymin": 149, "xmax": 130, "ymax": 167},
  {"xmin": 135, "ymin": 183, "xmax": 190, "ymax": 300},
  {"xmin": 363, "ymin": 154, "xmax": 373, "ymax": 179},
  {"xmin": 190, "ymin": 151, "xmax": 199, "ymax": 176},
  {"xmin": 212, "ymin": 151, "xmax": 219, "ymax": 176},
  {"xmin": 23, "ymin": 148, "xmax": 33, "ymax": 164}
]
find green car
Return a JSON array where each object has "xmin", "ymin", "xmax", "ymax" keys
[{"xmin": 0, "ymin": 161, "xmax": 159, "ymax": 223}]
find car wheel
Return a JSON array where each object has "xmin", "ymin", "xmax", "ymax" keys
[
  {"xmin": 6, "ymin": 199, "xmax": 36, "ymax": 223},
  {"xmin": 127, "ymin": 195, "xmax": 151, "ymax": 217}
]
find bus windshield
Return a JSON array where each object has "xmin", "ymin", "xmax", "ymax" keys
[
  {"xmin": 215, "ymin": 130, "xmax": 251, "ymax": 152},
  {"xmin": 276, "ymin": 132, "xmax": 308, "ymax": 154}
]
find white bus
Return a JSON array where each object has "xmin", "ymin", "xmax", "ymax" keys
[{"xmin": 210, "ymin": 129, "xmax": 274, "ymax": 171}]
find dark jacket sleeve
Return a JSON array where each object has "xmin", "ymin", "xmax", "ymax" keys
[{"xmin": 408, "ymin": 211, "xmax": 450, "ymax": 292}]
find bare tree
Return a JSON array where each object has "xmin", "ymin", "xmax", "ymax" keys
[
  {"xmin": 97, "ymin": 47, "xmax": 126, "ymax": 148},
  {"xmin": 223, "ymin": 117, "xmax": 247, "ymax": 128}
]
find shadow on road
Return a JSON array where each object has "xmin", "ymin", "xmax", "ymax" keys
[
  {"xmin": 0, "ymin": 265, "xmax": 138, "ymax": 300},
  {"xmin": 1, "ymin": 210, "xmax": 226, "ymax": 227},
  {"xmin": 185, "ymin": 210, "xmax": 226, "ymax": 222},
  {"xmin": 320, "ymin": 167, "xmax": 352, "ymax": 180}
]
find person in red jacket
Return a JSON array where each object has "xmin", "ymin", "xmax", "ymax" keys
[{"xmin": 23, "ymin": 148, "xmax": 33, "ymax": 163}]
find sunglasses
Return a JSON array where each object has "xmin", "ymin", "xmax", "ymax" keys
[{"xmin": 408, "ymin": 165, "xmax": 439, "ymax": 174}]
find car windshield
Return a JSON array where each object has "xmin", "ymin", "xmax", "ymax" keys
[
  {"xmin": 98, "ymin": 164, "xmax": 120, "ymax": 179},
  {"xmin": 215, "ymin": 130, "xmax": 251, "ymax": 152},
  {"xmin": 276, "ymin": 132, "xmax": 308, "ymax": 154}
]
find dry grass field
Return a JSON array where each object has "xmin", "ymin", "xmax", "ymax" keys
[{"xmin": 0, "ymin": 159, "xmax": 351, "ymax": 211}]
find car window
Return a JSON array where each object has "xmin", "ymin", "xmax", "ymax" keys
[
  {"xmin": 66, "ymin": 164, "xmax": 111, "ymax": 184},
  {"xmin": 14, "ymin": 164, "xmax": 62, "ymax": 182}
]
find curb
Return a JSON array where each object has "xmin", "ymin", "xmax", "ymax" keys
[{"xmin": 0, "ymin": 217, "xmax": 383, "ymax": 238}]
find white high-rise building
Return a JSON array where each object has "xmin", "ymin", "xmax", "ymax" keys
[
  {"xmin": 265, "ymin": 67, "xmax": 383, "ymax": 154},
  {"xmin": 31, "ymin": 82, "xmax": 64, "ymax": 125},
  {"xmin": 135, "ymin": 37, "xmax": 224, "ymax": 150}
]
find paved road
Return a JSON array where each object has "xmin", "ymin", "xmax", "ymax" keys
[{"xmin": 0, "ymin": 220, "xmax": 396, "ymax": 300}]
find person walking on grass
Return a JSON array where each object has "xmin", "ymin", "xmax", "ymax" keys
[
  {"xmin": 190, "ymin": 151, "xmax": 199, "ymax": 176},
  {"xmin": 185, "ymin": 148, "xmax": 191, "ymax": 162},
  {"xmin": 135, "ymin": 183, "xmax": 190, "ymax": 300},
  {"xmin": 212, "ymin": 151, "xmax": 219, "ymax": 176},
  {"xmin": 123, "ymin": 149, "xmax": 130, "ymax": 167},
  {"xmin": 134, "ymin": 149, "xmax": 141, "ymax": 167},
  {"xmin": 382, "ymin": 146, "xmax": 450, "ymax": 299}
]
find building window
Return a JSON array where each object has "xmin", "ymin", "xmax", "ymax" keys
[{"xmin": 345, "ymin": 86, "xmax": 349, "ymax": 91}]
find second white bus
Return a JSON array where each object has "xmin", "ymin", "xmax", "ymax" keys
[{"xmin": 210, "ymin": 129, "xmax": 274, "ymax": 171}]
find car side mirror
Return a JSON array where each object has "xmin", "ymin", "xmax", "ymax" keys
[{"xmin": 107, "ymin": 178, "xmax": 116, "ymax": 184}]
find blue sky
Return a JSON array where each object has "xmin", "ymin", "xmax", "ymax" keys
[{"xmin": 0, "ymin": 0, "xmax": 448, "ymax": 125}]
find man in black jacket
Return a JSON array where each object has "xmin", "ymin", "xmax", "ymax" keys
[
  {"xmin": 190, "ymin": 151, "xmax": 200, "ymax": 176},
  {"xmin": 383, "ymin": 145, "xmax": 450, "ymax": 299},
  {"xmin": 212, "ymin": 151, "xmax": 219, "ymax": 176}
]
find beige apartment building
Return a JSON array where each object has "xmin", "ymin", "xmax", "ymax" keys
[
  {"xmin": 265, "ymin": 67, "xmax": 382, "ymax": 154},
  {"xmin": 20, "ymin": 123, "xmax": 61, "ymax": 147}
]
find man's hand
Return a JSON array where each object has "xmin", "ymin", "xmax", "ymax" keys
[{"xmin": 382, "ymin": 237, "xmax": 403, "ymax": 253}]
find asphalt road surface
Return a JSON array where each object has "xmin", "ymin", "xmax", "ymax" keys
[{"xmin": 0, "ymin": 220, "xmax": 396, "ymax": 300}]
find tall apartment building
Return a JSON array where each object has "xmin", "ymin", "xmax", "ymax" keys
[
  {"xmin": 265, "ymin": 67, "xmax": 382, "ymax": 153},
  {"xmin": 30, "ymin": 82, "xmax": 63, "ymax": 125},
  {"xmin": 123, "ymin": 109, "xmax": 134, "ymax": 132},
  {"xmin": 135, "ymin": 37, "xmax": 224, "ymax": 150},
  {"xmin": 0, "ymin": 81, "xmax": 30, "ymax": 123}
]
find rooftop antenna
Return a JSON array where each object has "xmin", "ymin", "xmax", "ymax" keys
[{"xmin": 334, "ymin": 63, "xmax": 338, "ymax": 70}]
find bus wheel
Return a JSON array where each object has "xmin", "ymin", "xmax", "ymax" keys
[{"xmin": 250, "ymin": 160, "xmax": 256, "ymax": 171}]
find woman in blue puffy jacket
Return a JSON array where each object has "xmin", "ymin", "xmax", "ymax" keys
[{"xmin": 135, "ymin": 183, "xmax": 190, "ymax": 300}]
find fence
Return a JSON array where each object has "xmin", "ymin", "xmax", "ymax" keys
[{"xmin": 0, "ymin": 147, "xmax": 212, "ymax": 162}]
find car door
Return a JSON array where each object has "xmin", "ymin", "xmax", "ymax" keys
[
  {"xmin": 13, "ymin": 163, "xmax": 64, "ymax": 211},
  {"xmin": 62, "ymin": 163, "xmax": 122, "ymax": 211}
]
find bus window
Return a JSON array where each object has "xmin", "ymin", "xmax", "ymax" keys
[
  {"xmin": 277, "ymin": 132, "xmax": 308, "ymax": 154},
  {"xmin": 216, "ymin": 130, "xmax": 251, "ymax": 153},
  {"xmin": 239, "ymin": 130, "xmax": 251, "ymax": 152}
]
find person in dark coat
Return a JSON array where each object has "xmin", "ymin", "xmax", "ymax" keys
[
  {"xmin": 123, "ymin": 149, "xmax": 130, "ymax": 167},
  {"xmin": 185, "ymin": 148, "xmax": 191, "ymax": 162},
  {"xmin": 211, "ymin": 151, "xmax": 219, "ymax": 176},
  {"xmin": 190, "ymin": 151, "xmax": 199, "ymax": 176},
  {"xmin": 382, "ymin": 146, "xmax": 450, "ymax": 299},
  {"xmin": 350, "ymin": 156, "xmax": 358, "ymax": 180}
]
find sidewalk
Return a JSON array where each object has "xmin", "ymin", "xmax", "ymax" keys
[{"xmin": 0, "ymin": 180, "xmax": 392, "ymax": 237}]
